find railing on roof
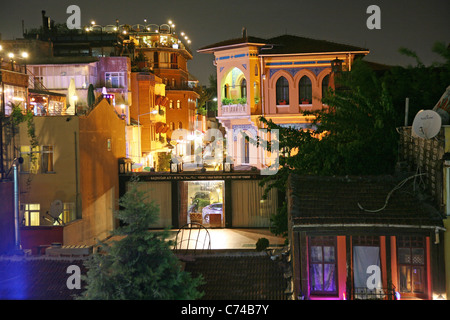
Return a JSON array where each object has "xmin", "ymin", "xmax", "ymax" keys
[
  {"xmin": 173, "ymin": 222, "xmax": 211, "ymax": 255},
  {"xmin": 348, "ymin": 284, "xmax": 399, "ymax": 300},
  {"xmin": 0, "ymin": 61, "xmax": 27, "ymax": 74}
]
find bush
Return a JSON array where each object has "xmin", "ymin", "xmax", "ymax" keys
[{"xmin": 256, "ymin": 238, "xmax": 270, "ymax": 251}]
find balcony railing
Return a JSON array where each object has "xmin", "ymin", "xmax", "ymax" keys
[
  {"xmin": 348, "ymin": 286, "xmax": 399, "ymax": 300},
  {"xmin": 221, "ymin": 103, "xmax": 248, "ymax": 116},
  {"xmin": 0, "ymin": 61, "xmax": 27, "ymax": 74}
]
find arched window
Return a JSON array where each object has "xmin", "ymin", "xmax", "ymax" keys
[
  {"xmin": 276, "ymin": 76, "xmax": 289, "ymax": 105},
  {"xmin": 170, "ymin": 122, "xmax": 175, "ymax": 130},
  {"xmin": 169, "ymin": 100, "xmax": 173, "ymax": 109},
  {"xmin": 299, "ymin": 76, "xmax": 312, "ymax": 104},
  {"xmin": 240, "ymin": 78, "xmax": 247, "ymax": 99},
  {"xmin": 322, "ymin": 74, "xmax": 330, "ymax": 99},
  {"xmin": 177, "ymin": 100, "xmax": 181, "ymax": 109},
  {"xmin": 224, "ymin": 84, "xmax": 229, "ymax": 99},
  {"xmin": 178, "ymin": 121, "xmax": 183, "ymax": 129},
  {"xmin": 243, "ymin": 135, "xmax": 250, "ymax": 164}
]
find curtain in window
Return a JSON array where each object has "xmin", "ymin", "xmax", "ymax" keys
[
  {"xmin": 310, "ymin": 245, "xmax": 336, "ymax": 293},
  {"xmin": 132, "ymin": 182, "xmax": 172, "ymax": 228},
  {"xmin": 353, "ymin": 246, "xmax": 383, "ymax": 298},
  {"xmin": 276, "ymin": 77, "xmax": 289, "ymax": 104},
  {"xmin": 231, "ymin": 180, "xmax": 277, "ymax": 227},
  {"xmin": 299, "ymin": 76, "xmax": 312, "ymax": 103},
  {"xmin": 42, "ymin": 146, "xmax": 54, "ymax": 173}
]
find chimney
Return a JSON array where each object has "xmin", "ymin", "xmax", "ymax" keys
[
  {"xmin": 242, "ymin": 27, "xmax": 247, "ymax": 39},
  {"xmin": 42, "ymin": 10, "xmax": 50, "ymax": 32}
]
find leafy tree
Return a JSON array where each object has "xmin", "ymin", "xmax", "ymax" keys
[
  {"xmin": 383, "ymin": 41, "xmax": 450, "ymax": 126},
  {"xmin": 196, "ymin": 74, "xmax": 218, "ymax": 115},
  {"xmin": 259, "ymin": 42, "xmax": 449, "ymax": 236},
  {"xmin": 258, "ymin": 59, "xmax": 398, "ymax": 235},
  {"xmin": 77, "ymin": 179, "xmax": 204, "ymax": 300}
]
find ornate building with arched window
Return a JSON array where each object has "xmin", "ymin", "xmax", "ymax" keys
[{"xmin": 198, "ymin": 32, "xmax": 369, "ymax": 169}]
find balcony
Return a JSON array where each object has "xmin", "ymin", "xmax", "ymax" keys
[{"xmin": 220, "ymin": 98, "xmax": 249, "ymax": 116}]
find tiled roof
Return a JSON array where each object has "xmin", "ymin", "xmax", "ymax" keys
[
  {"xmin": 198, "ymin": 34, "xmax": 368, "ymax": 54},
  {"xmin": 183, "ymin": 252, "xmax": 291, "ymax": 300},
  {"xmin": 0, "ymin": 252, "xmax": 290, "ymax": 300},
  {"xmin": 0, "ymin": 256, "xmax": 87, "ymax": 300},
  {"xmin": 288, "ymin": 174, "xmax": 444, "ymax": 230}
]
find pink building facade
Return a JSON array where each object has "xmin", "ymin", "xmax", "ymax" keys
[{"xmin": 198, "ymin": 33, "xmax": 369, "ymax": 170}]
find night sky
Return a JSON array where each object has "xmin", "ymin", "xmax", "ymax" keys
[{"xmin": 0, "ymin": 0, "xmax": 448, "ymax": 85}]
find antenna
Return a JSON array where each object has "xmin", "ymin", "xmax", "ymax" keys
[
  {"xmin": 412, "ymin": 110, "xmax": 442, "ymax": 139},
  {"xmin": 48, "ymin": 200, "xmax": 64, "ymax": 225}
]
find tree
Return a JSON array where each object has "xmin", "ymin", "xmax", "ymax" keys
[
  {"xmin": 383, "ymin": 41, "xmax": 450, "ymax": 126},
  {"xmin": 258, "ymin": 59, "xmax": 398, "ymax": 236},
  {"xmin": 77, "ymin": 179, "xmax": 204, "ymax": 300}
]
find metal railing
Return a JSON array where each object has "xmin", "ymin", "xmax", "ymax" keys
[
  {"xmin": 173, "ymin": 222, "xmax": 211, "ymax": 255},
  {"xmin": 221, "ymin": 103, "xmax": 248, "ymax": 116},
  {"xmin": 348, "ymin": 285, "xmax": 399, "ymax": 300}
]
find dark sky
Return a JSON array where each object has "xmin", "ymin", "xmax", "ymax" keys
[{"xmin": 1, "ymin": 0, "xmax": 448, "ymax": 85}]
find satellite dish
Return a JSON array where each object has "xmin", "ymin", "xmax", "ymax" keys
[
  {"xmin": 412, "ymin": 110, "xmax": 442, "ymax": 139},
  {"xmin": 49, "ymin": 200, "xmax": 63, "ymax": 220}
]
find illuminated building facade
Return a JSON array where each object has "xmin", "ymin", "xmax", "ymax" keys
[
  {"xmin": 198, "ymin": 32, "xmax": 369, "ymax": 169},
  {"xmin": 124, "ymin": 22, "xmax": 200, "ymax": 158}
]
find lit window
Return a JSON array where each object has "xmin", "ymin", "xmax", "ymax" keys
[
  {"xmin": 20, "ymin": 146, "xmax": 40, "ymax": 173},
  {"xmin": 169, "ymin": 100, "xmax": 173, "ymax": 109},
  {"xmin": 24, "ymin": 204, "xmax": 40, "ymax": 226},
  {"xmin": 58, "ymin": 203, "xmax": 76, "ymax": 224},
  {"xmin": 276, "ymin": 77, "xmax": 289, "ymax": 105},
  {"xmin": 105, "ymin": 72, "xmax": 125, "ymax": 88},
  {"xmin": 243, "ymin": 135, "xmax": 250, "ymax": 164},
  {"xmin": 308, "ymin": 236, "xmax": 338, "ymax": 295},
  {"xmin": 177, "ymin": 100, "xmax": 181, "ymax": 109},
  {"xmin": 299, "ymin": 76, "xmax": 312, "ymax": 104},
  {"xmin": 397, "ymin": 236, "xmax": 427, "ymax": 296},
  {"xmin": 42, "ymin": 146, "xmax": 54, "ymax": 173},
  {"xmin": 240, "ymin": 78, "xmax": 247, "ymax": 98}
]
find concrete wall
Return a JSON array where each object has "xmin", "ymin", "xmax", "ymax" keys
[
  {"xmin": 63, "ymin": 99, "xmax": 126, "ymax": 245},
  {"xmin": 18, "ymin": 116, "xmax": 80, "ymax": 226}
]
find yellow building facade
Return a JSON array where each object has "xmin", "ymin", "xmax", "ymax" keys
[{"xmin": 198, "ymin": 33, "xmax": 369, "ymax": 169}]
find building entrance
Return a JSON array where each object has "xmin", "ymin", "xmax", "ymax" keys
[{"xmin": 181, "ymin": 180, "xmax": 225, "ymax": 228}]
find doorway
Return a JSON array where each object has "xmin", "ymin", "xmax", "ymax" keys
[{"xmin": 181, "ymin": 180, "xmax": 225, "ymax": 228}]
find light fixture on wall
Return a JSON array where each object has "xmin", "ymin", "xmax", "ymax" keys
[
  {"xmin": 331, "ymin": 57, "xmax": 343, "ymax": 73},
  {"xmin": 170, "ymin": 160, "xmax": 178, "ymax": 173}
]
